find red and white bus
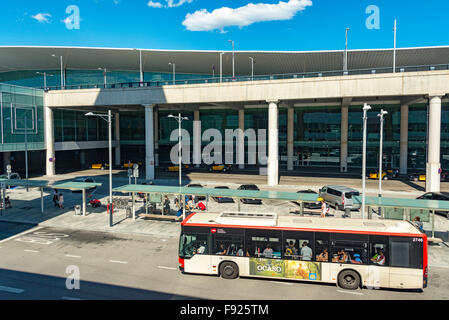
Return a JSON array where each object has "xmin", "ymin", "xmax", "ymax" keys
[{"xmin": 179, "ymin": 212, "xmax": 428, "ymax": 290}]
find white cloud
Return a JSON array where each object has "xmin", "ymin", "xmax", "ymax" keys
[
  {"xmin": 148, "ymin": 0, "xmax": 193, "ymax": 8},
  {"xmin": 31, "ymin": 13, "xmax": 52, "ymax": 23},
  {"xmin": 182, "ymin": 0, "xmax": 312, "ymax": 32}
]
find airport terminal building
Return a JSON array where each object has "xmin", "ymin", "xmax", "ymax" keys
[{"xmin": 1, "ymin": 45, "xmax": 449, "ymax": 191}]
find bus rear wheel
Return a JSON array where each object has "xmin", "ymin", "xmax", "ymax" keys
[
  {"xmin": 338, "ymin": 270, "xmax": 361, "ymax": 290},
  {"xmin": 220, "ymin": 262, "xmax": 239, "ymax": 279}
]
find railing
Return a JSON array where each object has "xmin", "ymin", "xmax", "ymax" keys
[{"xmin": 44, "ymin": 63, "xmax": 449, "ymax": 91}]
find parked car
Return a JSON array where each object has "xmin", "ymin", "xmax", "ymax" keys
[
  {"xmin": 368, "ymin": 169, "xmax": 399, "ymax": 180},
  {"xmin": 409, "ymin": 170, "xmax": 449, "ymax": 182},
  {"xmin": 238, "ymin": 184, "xmax": 262, "ymax": 204},
  {"xmin": 208, "ymin": 164, "xmax": 232, "ymax": 172},
  {"xmin": 416, "ymin": 192, "xmax": 449, "ymax": 219},
  {"xmin": 72, "ymin": 177, "xmax": 97, "ymax": 193},
  {"xmin": 212, "ymin": 186, "xmax": 235, "ymax": 203},
  {"xmin": 292, "ymin": 190, "xmax": 321, "ymax": 209},
  {"xmin": 165, "ymin": 165, "xmax": 189, "ymax": 172},
  {"xmin": 319, "ymin": 185, "xmax": 361, "ymax": 211},
  {"xmin": 186, "ymin": 183, "xmax": 206, "ymax": 201}
]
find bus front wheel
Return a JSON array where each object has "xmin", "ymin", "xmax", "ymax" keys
[
  {"xmin": 338, "ymin": 270, "xmax": 361, "ymax": 290},
  {"xmin": 219, "ymin": 262, "xmax": 239, "ymax": 279}
]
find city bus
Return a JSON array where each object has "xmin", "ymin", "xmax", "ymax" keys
[{"xmin": 179, "ymin": 212, "xmax": 428, "ymax": 290}]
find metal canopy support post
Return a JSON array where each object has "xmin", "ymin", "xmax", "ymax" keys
[
  {"xmin": 132, "ymin": 192, "xmax": 135, "ymax": 220},
  {"xmin": 206, "ymin": 195, "xmax": 209, "ymax": 212},
  {"xmin": 182, "ymin": 194, "xmax": 186, "ymax": 220},
  {"xmin": 41, "ymin": 187, "xmax": 44, "ymax": 213},
  {"xmin": 432, "ymin": 210, "xmax": 435, "ymax": 239},
  {"xmin": 300, "ymin": 201, "xmax": 304, "ymax": 216},
  {"xmin": 237, "ymin": 198, "xmax": 241, "ymax": 212},
  {"xmin": 82, "ymin": 189, "xmax": 86, "ymax": 217}
]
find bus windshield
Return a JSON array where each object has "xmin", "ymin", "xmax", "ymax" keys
[{"xmin": 179, "ymin": 233, "xmax": 208, "ymax": 258}]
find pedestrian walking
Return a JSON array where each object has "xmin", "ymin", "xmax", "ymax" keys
[
  {"xmin": 53, "ymin": 189, "xmax": 59, "ymax": 207},
  {"xmin": 58, "ymin": 193, "xmax": 64, "ymax": 209}
]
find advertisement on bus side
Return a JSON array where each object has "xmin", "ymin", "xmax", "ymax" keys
[{"xmin": 249, "ymin": 258, "xmax": 322, "ymax": 281}]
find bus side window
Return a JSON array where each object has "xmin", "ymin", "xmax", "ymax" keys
[
  {"xmin": 245, "ymin": 230, "xmax": 282, "ymax": 259},
  {"xmin": 213, "ymin": 235, "xmax": 244, "ymax": 256},
  {"xmin": 369, "ymin": 235, "xmax": 389, "ymax": 266},
  {"xmin": 315, "ymin": 232, "xmax": 330, "ymax": 262},
  {"xmin": 330, "ymin": 233, "xmax": 369, "ymax": 264},
  {"xmin": 283, "ymin": 231, "xmax": 314, "ymax": 261}
]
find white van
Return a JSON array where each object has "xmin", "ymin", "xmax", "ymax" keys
[{"xmin": 319, "ymin": 185, "xmax": 361, "ymax": 211}]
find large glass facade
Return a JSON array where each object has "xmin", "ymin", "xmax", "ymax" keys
[
  {"xmin": 53, "ymin": 109, "xmax": 114, "ymax": 143},
  {"xmin": 293, "ymin": 105, "xmax": 341, "ymax": 168},
  {"xmin": 0, "ymin": 70, "xmax": 215, "ymax": 88},
  {"xmin": 0, "ymin": 84, "xmax": 45, "ymax": 152}
]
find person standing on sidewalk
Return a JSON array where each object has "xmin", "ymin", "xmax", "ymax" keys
[
  {"xmin": 318, "ymin": 197, "xmax": 329, "ymax": 218},
  {"xmin": 58, "ymin": 193, "xmax": 64, "ymax": 209},
  {"xmin": 53, "ymin": 189, "xmax": 59, "ymax": 207}
]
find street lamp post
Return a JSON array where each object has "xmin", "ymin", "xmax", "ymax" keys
[
  {"xmin": 85, "ymin": 111, "xmax": 113, "ymax": 227},
  {"xmin": 249, "ymin": 57, "xmax": 254, "ymax": 81},
  {"xmin": 168, "ymin": 113, "xmax": 189, "ymax": 220},
  {"xmin": 169, "ymin": 62, "xmax": 176, "ymax": 85},
  {"xmin": 220, "ymin": 52, "xmax": 225, "ymax": 83},
  {"xmin": 36, "ymin": 72, "xmax": 54, "ymax": 91},
  {"xmin": 362, "ymin": 103, "xmax": 372, "ymax": 220},
  {"xmin": 393, "ymin": 19, "xmax": 397, "ymax": 73},
  {"xmin": 51, "ymin": 54, "xmax": 64, "ymax": 89},
  {"xmin": 377, "ymin": 109, "xmax": 388, "ymax": 197},
  {"xmin": 344, "ymin": 28, "xmax": 350, "ymax": 73},
  {"xmin": 228, "ymin": 40, "xmax": 235, "ymax": 78},
  {"xmin": 98, "ymin": 68, "xmax": 107, "ymax": 87}
]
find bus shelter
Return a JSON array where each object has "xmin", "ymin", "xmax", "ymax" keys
[
  {"xmin": 353, "ymin": 195, "xmax": 449, "ymax": 238},
  {"xmin": 0, "ymin": 178, "xmax": 102, "ymax": 216},
  {"xmin": 112, "ymin": 184, "xmax": 319, "ymax": 220}
]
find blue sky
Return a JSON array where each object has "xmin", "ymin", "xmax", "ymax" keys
[{"xmin": 1, "ymin": 0, "xmax": 448, "ymax": 51}]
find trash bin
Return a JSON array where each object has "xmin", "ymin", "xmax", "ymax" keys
[{"xmin": 74, "ymin": 205, "xmax": 81, "ymax": 215}]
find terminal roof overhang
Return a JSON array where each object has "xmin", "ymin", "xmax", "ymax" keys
[{"xmin": 2, "ymin": 45, "xmax": 449, "ymax": 76}]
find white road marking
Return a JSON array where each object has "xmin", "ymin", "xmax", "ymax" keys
[
  {"xmin": 337, "ymin": 289, "xmax": 364, "ymax": 296},
  {"xmin": 157, "ymin": 266, "xmax": 177, "ymax": 271},
  {"xmin": 0, "ymin": 285, "xmax": 25, "ymax": 294},
  {"xmin": 109, "ymin": 260, "xmax": 128, "ymax": 264},
  {"xmin": 65, "ymin": 255, "xmax": 81, "ymax": 259},
  {"xmin": 61, "ymin": 296, "xmax": 82, "ymax": 300},
  {"xmin": 270, "ymin": 281, "xmax": 293, "ymax": 286},
  {"xmin": 0, "ymin": 226, "xmax": 42, "ymax": 244},
  {"xmin": 24, "ymin": 249, "xmax": 39, "ymax": 253}
]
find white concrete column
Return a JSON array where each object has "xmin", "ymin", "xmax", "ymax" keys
[
  {"xmin": 238, "ymin": 108, "xmax": 245, "ymax": 169},
  {"xmin": 145, "ymin": 105, "xmax": 155, "ymax": 181},
  {"xmin": 426, "ymin": 95, "xmax": 443, "ymax": 193},
  {"xmin": 340, "ymin": 102, "xmax": 349, "ymax": 172},
  {"xmin": 400, "ymin": 104, "xmax": 409, "ymax": 175},
  {"xmin": 193, "ymin": 109, "xmax": 201, "ymax": 167},
  {"xmin": 114, "ymin": 113, "xmax": 121, "ymax": 166},
  {"xmin": 44, "ymin": 105, "xmax": 55, "ymax": 176},
  {"xmin": 267, "ymin": 100, "xmax": 279, "ymax": 186},
  {"xmin": 154, "ymin": 109, "xmax": 159, "ymax": 166},
  {"xmin": 287, "ymin": 106, "xmax": 294, "ymax": 171}
]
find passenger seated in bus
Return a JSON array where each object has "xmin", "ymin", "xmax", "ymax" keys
[
  {"xmin": 263, "ymin": 244, "xmax": 274, "ymax": 258},
  {"xmin": 316, "ymin": 248, "xmax": 328, "ymax": 262},
  {"xmin": 371, "ymin": 250, "xmax": 386, "ymax": 265},
  {"xmin": 216, "ymin": 243, "xmax": 227, "ymax": 255},
  {"xmin": 236, "ymin": 245, "xmax": 244, "ymax": 256},
  {"xmin": 350, "ymin": 253, "xmax": 363, "ymax": 264},
  {"xmin": 333, "ymin": 249, "xmax": 348, "ymax": 263}
]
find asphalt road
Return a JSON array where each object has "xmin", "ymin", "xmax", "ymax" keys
[{"xmin": 0, "ymin": 221, "xmax": 448, "ymax": 301}]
